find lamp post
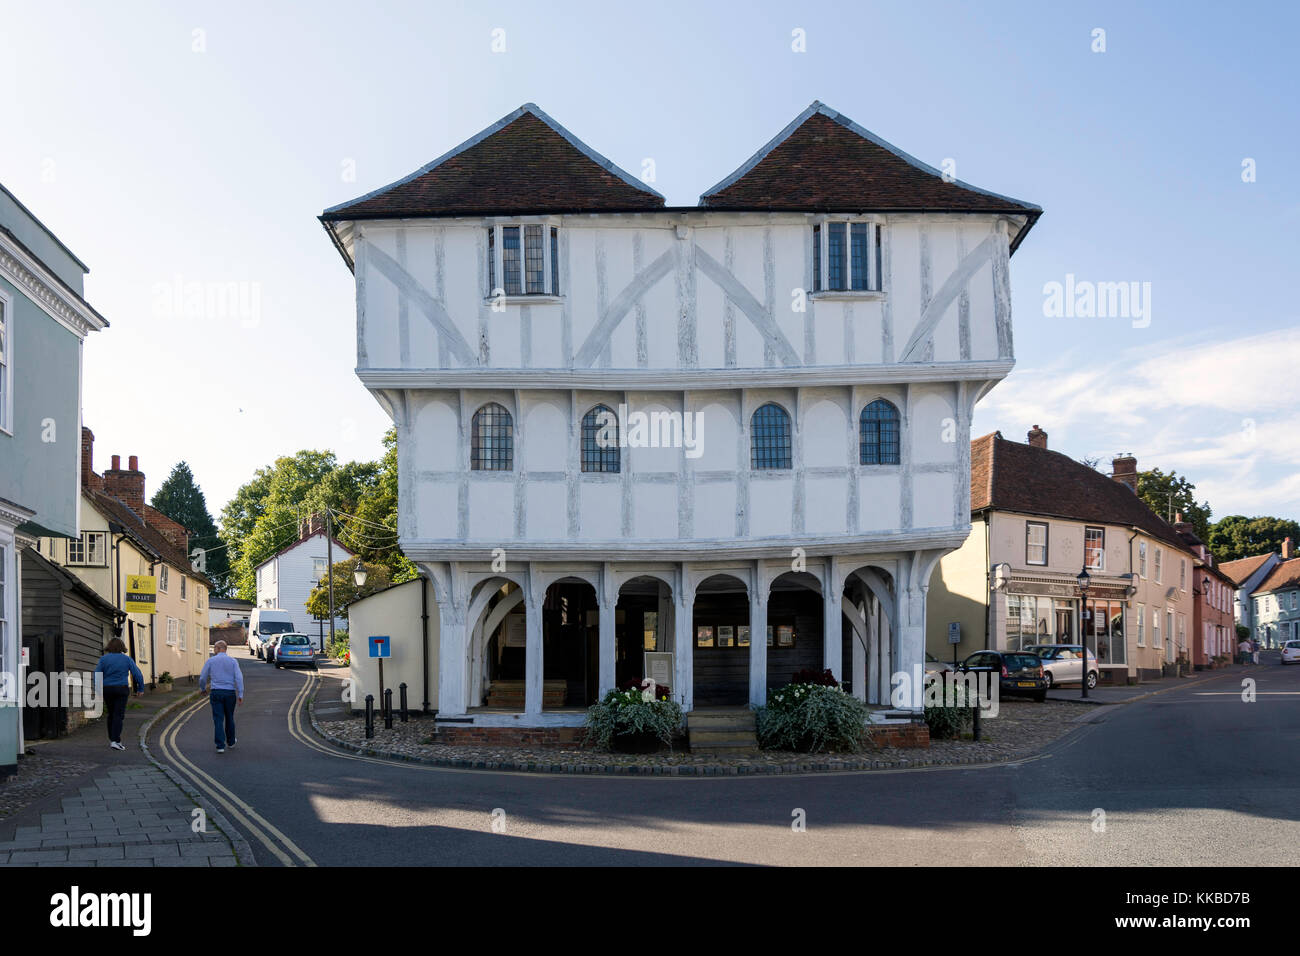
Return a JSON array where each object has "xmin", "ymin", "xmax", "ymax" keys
[
  {"xmin": 353, "ymin": 559, "xmax": 368, "ymax": 588},
  {"xmin": 1077, "ymin": 566, "xmax": 1092, "ymax": 699}
]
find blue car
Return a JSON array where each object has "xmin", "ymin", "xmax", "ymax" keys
[{"xmin": 272, "ymin": 633, "xmax": 318, "ymax": 670}]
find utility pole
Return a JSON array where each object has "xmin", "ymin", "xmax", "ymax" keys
[{"xmin": 326, "ymin": 508, "xmax": 335, "ymax": 656}]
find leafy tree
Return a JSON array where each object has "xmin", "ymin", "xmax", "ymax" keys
[
  {"xmin": 338, "ymin": 429, "xmax": 417, "ymax": 582},
  {"xmin": 306, "ymin": 559, "xmax": 392, "ymax": 621},
  {"xmin": 1207, "ymin": 515, "xmax": 1300, "ymax": 563},
  {"xmin": 1136, "ymin": 468, "xmax": 1212, "ymax": 540},
  {"xmin": 151, "ymin": 462, "xmax": 231, "ymax": 595}
]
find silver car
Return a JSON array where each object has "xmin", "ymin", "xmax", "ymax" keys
[{"xmin": 1025, "ymin": 644, "xmax": 1099, "ymax": 689}]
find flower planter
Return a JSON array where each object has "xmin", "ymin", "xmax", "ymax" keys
[{"xmin": 157, "ymin": 682, "xmax": 174, "ymax": 693}]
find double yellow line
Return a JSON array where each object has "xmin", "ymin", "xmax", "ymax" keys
[{"xmin": 154, "ymin": 684, "xmax": 318, "ymax": 867}]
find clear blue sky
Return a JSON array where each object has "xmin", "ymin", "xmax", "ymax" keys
[{"xmin": 3, "ymin": 1, "xmax": 1296, "ymax": 522}]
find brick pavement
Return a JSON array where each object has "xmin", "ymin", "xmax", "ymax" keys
[{"xmin": 0, "ymin": 766, "xmax": 236, "ymax": 867}]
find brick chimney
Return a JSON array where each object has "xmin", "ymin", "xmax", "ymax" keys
[
  {"xmin": 102, "ymin": 454, "xmax": 146, "ymax": 515},
  {"xmin": 1112, "ymin": 454, "xmax": 1138, "ymax": 492},
  {"xmin": 80, "ymin": 427, "xmax": 97, "ymax": 489},
  {"xmin": 1284, "ymin": 537, "xmax": 1294, "ymax": 560},
  {"xmin": 298, "ymin": 512, "xmax": 327, "ymax": 540},
  {"xmin": 1172, "ymin": 511, "xmax": 1194, "ymax": 536},
  {"xmin": 1027, "ymin": 425, "xmax": 1048, "ymax": 449}
]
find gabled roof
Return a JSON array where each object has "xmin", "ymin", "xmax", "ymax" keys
[
  {"xmin": 323, "ymin": 104, "xmax": 664, "ymax": 221},
  {"xmin": 1255, "ymin": 557, "xmax": 1300, "ymax": 595},
  {"xmin": 84, "ymin": 489, "xmax": 214, "ymax": 590},
  {"xmin": 970, "ymin": 432, "xmax": 1188, "ymax": 552},
  {"xmin": 253, "ymin": 530, "xmax": 353, "ymax": 572},
  {"xmin": 1219, "ymin": 552, "xmax": 1276, "ymax": 587},
  {"xmin": 699, "ymin": 102, "xmax": 1041, "ymax": 250}
]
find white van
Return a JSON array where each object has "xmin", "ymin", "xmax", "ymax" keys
[{"xmin": 249, "ymin": 608, "xmax": 296, "ymax": 660}]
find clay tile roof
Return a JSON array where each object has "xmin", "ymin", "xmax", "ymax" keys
[
  {"xmin": 1219, "ymin": 552, "xmax": 1274, "ymax": 586},
  {"xmin": 323, "ymin": 104, "xmax": 664, "ymax": 220},
  {"xmin": 969, "ymin": 432, "xmax": 1188, "ymax": 552},
  {"xmin": 85, "ymin": 489, "xmax": 213, "ymax": 590},
  {"xmin": 699, "ymin": 102, "xmax": 1041, "ymax": 246},
  {"xmin": 1255, "ymin": 557, "xmax": 1300, "ymax": 595}
]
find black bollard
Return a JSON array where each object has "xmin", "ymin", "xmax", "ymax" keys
[
  {"xmin": 399, "ymin": 683, "xmax": 409, "ymax": 723},
  {"xmin": 365, "ymin": 694, "xmax": 375, "ymax": 739},
  {"xmin": 384, "ymin": 688, "xmax": 394, "ymax": 730},
  {"xmin": 972, "ymin": 672, "xmax": 982, "ymax": 742}
]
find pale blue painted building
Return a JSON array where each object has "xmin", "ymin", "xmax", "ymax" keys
[{"xmin": 0, "ymin": 183, "xmax": 108, "ymax": 777}]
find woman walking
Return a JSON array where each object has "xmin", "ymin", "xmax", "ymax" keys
[{"xmin": 94, "ymin": 638, "xmax": 145, "ymax": 751}]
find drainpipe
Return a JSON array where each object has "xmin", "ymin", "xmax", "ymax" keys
[
  {"xmin": 147, "ymin": 558, "xmax": 158, "ymax": 689},
  {"xmin": 420, "ymin": 575, "xmax": 431, "ymax": 714},
  {"xmin": 983, "ymin": 512, "xmax": 992, "ymax": 650}
]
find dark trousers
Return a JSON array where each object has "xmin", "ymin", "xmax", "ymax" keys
[
  {"xmin": 210, "ymin": 689, "xmax": 237, "ymax": 747},
  {"xmin": 104, "ymin": 685, "xmax": 130, "ymax": 743}
]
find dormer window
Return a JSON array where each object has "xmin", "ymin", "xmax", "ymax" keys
[
  {"xmin": 811, "ymin": 218, "xmax": 882, "ymax": 293},
  {"xmin": 486, "ymin": 223, "xmax": 561, "ymax": 298}
]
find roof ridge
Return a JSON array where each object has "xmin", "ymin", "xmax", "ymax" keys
[
  {"xmin": 324, "ymin": 103, "xmax": 663, "ymax": 217},
  {"xmin": 698, "ymin": 100, "xmax": 1041, "ymax": 211}
]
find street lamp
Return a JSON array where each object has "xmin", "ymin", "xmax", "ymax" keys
[
  {"xmin": 353, "ymin": 558, "xmax": 368, "ymax": 587},
  {"xmin": 1077, "ymin": 566, "xmax": 1092, "ymax": 699}
]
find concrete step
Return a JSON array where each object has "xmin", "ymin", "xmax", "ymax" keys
[
  {"xmin": 689, "ymin": 730, "xmax": 758, "ymax": 745},
  {"xmin": 688, "ymin": 713, "xmax": 756, "ymax": 729}
]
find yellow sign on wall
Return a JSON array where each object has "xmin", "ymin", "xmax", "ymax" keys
[{"xmin": 125, "ymin": 574, "xmax": 157, "ymax": 613}]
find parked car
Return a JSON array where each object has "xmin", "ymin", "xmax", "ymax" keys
[
  {"xmin": 925, "ymin": 651, "xmax": 956, "ymax": 675},
  {"xmin": 1024, "ymin": 643, "xmax": 1100, "ymax": 689},
  {"xmin": 961, "ymin": 650, "xmax": 1048, "ymax": 702},
  {"xmin": 1281, "ymin": 640, "xmax": 1300, "ymax": 665},
  {"xmin": 272, "ymin": 633, "xmax": 318, "ymax": 670},
  {"xmin": 249, "ymin": 608, "xmax": 296, "ymax": 660}
]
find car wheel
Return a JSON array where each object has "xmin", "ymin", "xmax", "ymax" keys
[
  {"xmin": 1043, "ymin": 672, "xmax": 1054, "ymax": 689},
  {"xmin": 1086, "ymin": 670, "xmax": 1098, "ymax": 689}
]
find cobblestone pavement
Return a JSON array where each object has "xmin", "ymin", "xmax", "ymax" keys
[
  {"xmin": 0, "ymin": 766, "xmax": 237, "ymax": 867},
  {"xmin": 0, "ymin": 752, "xmax": 101, "ymax": 821},
  {"xmin": 314, "ymin": 697, "xmax": 1094, "ymax": 775}
]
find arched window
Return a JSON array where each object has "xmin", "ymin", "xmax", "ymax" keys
[
  {"xmin": 860, "ymin": 399, "xmax": 900, "ymax": 465},
  {"xmin": 581, "ymin": 405, "xmax": 620, "ymax": 473},
  {"xmin": 750, "ymin": 403, "xmax": 792, "ymax": 469},
  {"xmin": 471, "ymin": 403, "xmax": 513, "ymax": 471}
]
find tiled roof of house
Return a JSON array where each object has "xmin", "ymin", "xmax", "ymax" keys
[
  {"xmin": 323, "ymin": 104, "xmax": 664, "ymax": 220},
  {"xmin": 970, "ymin": 431, "xmax": 1188, "ymax": 552},
  {"xmin": 699, "ymin": 103, "xmax": 1041, "ymax": 245},
  {"xmin": 1255, "ymin": 557, "xmax": 1300, "ymax": 595},
  {"xmin": 1219, "ymin": 552, "xmax": 1275, "ymax": 587},
  {"xmin": 85, "ymin": 489, "xmax": 214, "ymax": 590}
]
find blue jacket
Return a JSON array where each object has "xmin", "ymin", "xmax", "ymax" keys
[{"xmin": 95, "ymin": 652, "xmax": 145, "ymax": 690}]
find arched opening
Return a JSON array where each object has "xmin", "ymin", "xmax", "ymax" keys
[
  {"xmin": 472, "ymin": 579, "xmax": 527, "ymax": 709},
  {"xmin": 542, "ymin": 578, "xmax": 599, "ymax": 709},
  {"xmin": 692, "ymin": 573, "xmax": 750, "ymax": 707},
  {"xmin": 614, "ymin": 575, "xmax": 673, "ymax": 693},
  {"xmin": 766, "ymin": 571, "xmax": 825, "ymax": 692},
  {"xmin": 841, "ymin": 565, "xmax": 895, "ymax": 704}
]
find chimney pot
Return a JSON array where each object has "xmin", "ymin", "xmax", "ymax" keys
[
  {"xmin": 1027, "ymin": 425, "xmax": 1048, "ymax": 449},
  {"xmin": 128, "ymin": 455, "xmax": 138, "ymax": 471},
  {"xmin": 111, "ymin": 454, "xmax": 121, "ymax": 470},
  {"xmin": 1284, "ymin": 537, "xmax": 1294, "ymax": 560}
]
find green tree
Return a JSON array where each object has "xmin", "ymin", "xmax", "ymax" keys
[
  {"xmin": 151, "ymin": 462, "xmax": 231, "ymax": 595},
  {"xmin": 337, "ymin": 429, "xmax": 416, "ymax": 582},
  {"xmin": 1207, "ymin": 515, "xmax": 1300, "ymax": 563},
  {"xmin": 306, "ymin": 559, "xmax": 392, "ymax": 621},
  {"xmin": 1135, "ymin": 468, "xmax": 1212, "ymax": 540}
]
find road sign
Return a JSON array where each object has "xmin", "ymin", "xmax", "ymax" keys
[
  {"xmin": 368, "ymin": 635, "xmax": 391, "ymax": 659},
  {"xmin": 948, "ymin": 622, "xmax": 961, "ymax": 644},
  {"xmin": 125, "ymin": 575, "xmax": 157, "ymax": 613}
]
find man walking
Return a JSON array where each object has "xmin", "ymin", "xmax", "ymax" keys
[{"xmin": 199, "ymin": 640, "xmax": 244, "ymax": 753}]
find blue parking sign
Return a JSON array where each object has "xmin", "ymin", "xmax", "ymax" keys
[{"xmin": 368, "ymin": 635, "xmax": 391, "ymax": 659}]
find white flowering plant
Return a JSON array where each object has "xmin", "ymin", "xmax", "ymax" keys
[
  {"xmin": 583, "ymin": 681, "xmax": 683, "ymax": 751},
  {"xmin": 756, "ymin": 679, "xmax": 870, "ymax": 753}
]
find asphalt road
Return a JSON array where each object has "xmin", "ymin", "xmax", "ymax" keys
[{"xmin": 154, "ymin": 649, "xmax": 1300, "ymax": 866}]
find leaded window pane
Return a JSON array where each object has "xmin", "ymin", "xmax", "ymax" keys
[
  {"xmin": 750, "ymin": 403, "xmax": 792, "ymax": 469},
  {"xmin": 524, "ymin": 225, "xmax": 544, "ymax": 294},
  {"xmin": 580, "ymin": 405, "xmax": 620, "ymax": 473},
  {"xmin": 502, "ymin": 226, "xmax": 521, "ymax": 295},
  {"xmin": 827, "ymin": 222, "xmax": 846, "ymax": 290},
  {"xmin": 859, "ymin": 399, "xmax": 900, "ymax": 465},
  {"xmin": 471, "ymin": 403, "xmax": 514, "ymax": 471}
]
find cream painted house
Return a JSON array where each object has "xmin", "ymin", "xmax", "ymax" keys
[
  {"xmin": 36, "ymin": 431, "xmax": 211, "ymax": 681},
  {"xmin": 322, "ymin": 101, "xmax": 1041, "ymax": 734},
  {"xmin": 928, "ymin": 429, "xmax": 1196, "ymax": 683}
]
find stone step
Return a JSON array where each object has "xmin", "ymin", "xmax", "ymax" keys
[
  {"xmin": 687, "ymin": 714, "xmax": 756, "ymax": 729},
  {"xmin": 689, "ymin": 730, "xmax": 758, "ymax": 745}
]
